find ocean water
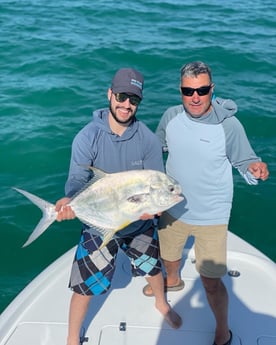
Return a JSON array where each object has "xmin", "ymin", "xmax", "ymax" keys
[{"xmin": 0, "ymin": 0, "xmax": 275, "ymax": 313}]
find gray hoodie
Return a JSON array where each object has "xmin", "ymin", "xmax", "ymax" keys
[{"xmin": 65, "ymin": 108, "xmax": 164, "ymax": 236}]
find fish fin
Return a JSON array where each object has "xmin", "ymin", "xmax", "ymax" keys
[
  {"xmin": 13, "ymin": 187, "xmax": 57, "ymax": 247},
  {"xmin": 86, "ymin": 226, "xmax": 104, "ymax": 238},
  {"xmin": 96, "ymin": 221, "xmax": 132, "ymax": 250},
  {"xmin": 99, "ymin": 231, "xmax": 116, "ymax": 250},
  {"xmin": 117, "ymin": 220, "xmax": 132, "ymax": 230},
  {"xmin": 68, "ymin": 166, "xmax": 109, "ymax": 201},
  {"xmin": 78, "ymin": 165, "xmax": 108, "ymax": 183},
  {"xmin": 81, "ymin": 222, "xmax": 112, "ymax": 238},
  {"xmin": 98, "ymin": 223, "xmax": 131, "ymax": 249},
  {"xmin": 89, "ymin": 167, "xmax": 110, "ymax": 184},
  {"xmin": 127, "ymin": 193, "xmax": 149, "ymax": 203}
]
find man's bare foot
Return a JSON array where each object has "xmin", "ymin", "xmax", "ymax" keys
[
  {"xmin": 156, "ymin": 303, "xmax": 182, "ymax": 329},
  {"xmin": 213, "ymin": 330, "xmax": 232, "ymax": 345},
  {"xmin": 163, "ymin": 308, "xmax": 182, "ymax": 329}
]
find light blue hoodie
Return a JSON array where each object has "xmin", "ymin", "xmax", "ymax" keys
[{"xmin": 156, "ymin": 97, "xmax": 261, "ymax": 225}]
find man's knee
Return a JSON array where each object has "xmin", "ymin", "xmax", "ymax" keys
[{"xmin": 200, "ymin": 276, "xmax": 222, "ymax": 294}]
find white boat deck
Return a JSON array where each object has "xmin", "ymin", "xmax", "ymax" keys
[{"xmin": 0, "ymin": 231, "xmax": 275, "ymax": 345}]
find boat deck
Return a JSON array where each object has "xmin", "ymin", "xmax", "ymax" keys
[{"xmin": 0, "ymin": 232, "xmax": 276, "ymax": 345}]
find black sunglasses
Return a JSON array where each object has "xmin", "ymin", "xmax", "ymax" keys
[
  {"xmin": 181, "ymin": 85, "xmax": 212, "ymax": 97},
  {"xmin": 113, "ymin": 92, "xmax": 141, "ymax": 106}
]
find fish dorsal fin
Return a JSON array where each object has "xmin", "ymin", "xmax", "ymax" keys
[
  {"xmin": 71, "ymin": 166, "xmax": 109, "ymax": 201},
  {"xmin": 78, "ymin": 165, "xmax": 108, "ymax": 183},
  {"xmin": 89, "ymin": 166, "xmax": 108, "ymax": 182}
]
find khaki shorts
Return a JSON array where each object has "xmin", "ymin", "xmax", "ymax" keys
[{"xmin": 158, "ymin": 212, "xmax": 227, "ymax": 278}]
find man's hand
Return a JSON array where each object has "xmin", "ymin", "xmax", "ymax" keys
[
  {"xmin": 55, "ymin": 197, "xmax": 76, "ymax": 221},
  {"xmin": 248, "ymin": 162, "xmax": 269, "ymax": 181},
  {"xmin": 139, "ymin": 212, "xmax": 162, "ymax": 220}
]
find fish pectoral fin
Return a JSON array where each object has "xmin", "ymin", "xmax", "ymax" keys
[{"xmin": 127, "ymin": 193, "xmax": 149, "ymax": 203}]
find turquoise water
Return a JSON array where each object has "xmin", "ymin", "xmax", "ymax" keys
[{"xmin": 0, "ymin": 0, "xmax": 275, "ymax": 313}]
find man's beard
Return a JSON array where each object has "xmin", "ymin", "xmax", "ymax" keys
[{"xmin": 109, "ymin": 103, "xmax": 137, "ymax": 124}]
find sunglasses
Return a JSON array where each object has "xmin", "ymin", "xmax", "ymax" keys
[
  {"xmin": 113, "ymin": 92, "xmax": 141, "ymax": 106},
  {"xmin": 181, "ymin": 85, "xmax": 212, "ymax": 97}
]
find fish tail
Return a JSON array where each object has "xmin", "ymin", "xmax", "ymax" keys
[{"xmin": 13, "ymin": 187, "xmax": 57, "ymax": 247}]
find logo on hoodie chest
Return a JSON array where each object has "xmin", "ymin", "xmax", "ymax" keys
[
  {"xmin": 131, "ymin": 159, "xmax": 143, "ymax": 167},
  {"xmin": 199, "ymin": 138, "xmax": 210, "ymax": 143}
]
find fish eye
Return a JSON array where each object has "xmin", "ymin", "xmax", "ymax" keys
[{"xmin": 168, "ymin": 185, "xmax": 175, "ymax": 192}]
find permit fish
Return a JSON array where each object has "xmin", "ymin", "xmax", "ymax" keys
[{"xmin": 13, "ymin": 167, "xmax": 183, "ymax": 249}]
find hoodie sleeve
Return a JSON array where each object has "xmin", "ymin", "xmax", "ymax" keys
[
  {"xmin": 65, "ymin": 126, "xmax": 94, "ymax": 197},
  {"xmin": 138, "ymin": 122, "xmax": 165, "ymax": 172},
  {"xmin": 156, "ymin": 104, "xmax": 184, "ymax": 151},
  {"xmin": 223, "ymin": 116, "xmax": 261, "ymax": 185}
]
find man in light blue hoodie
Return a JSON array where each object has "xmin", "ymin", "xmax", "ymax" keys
[
  {"xmin": 55, "ymin": 68, "xmax": 182, "ymax": 345},
  {"xmin": 143, "ymin": 61, "xmax": 269, "ymax": 345}
]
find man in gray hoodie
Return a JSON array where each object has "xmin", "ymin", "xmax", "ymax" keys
[
  {"xmin": 143, "ymin": 61, "xmax": 269, "ymax": 345},
  {"xmin": 56, "ymin": 68, "xmax": 182, "ymax": 345}
]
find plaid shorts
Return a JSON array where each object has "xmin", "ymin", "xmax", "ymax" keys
[{"xmin": 69, "ymin": 225, "xmax": 161, "ymax": 296}]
